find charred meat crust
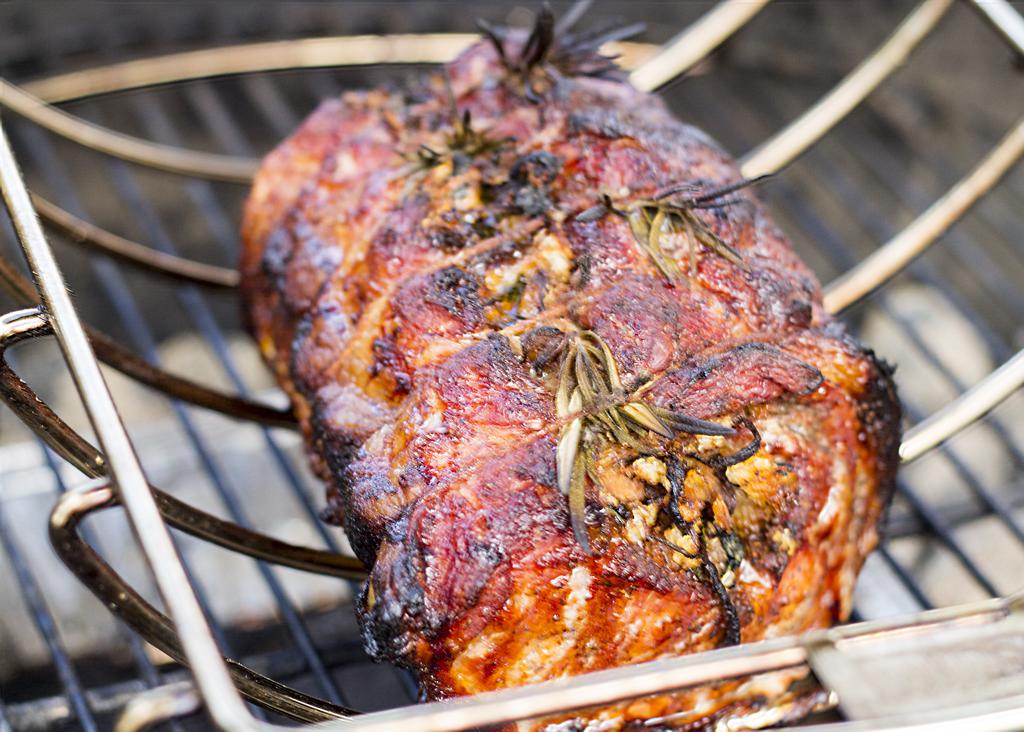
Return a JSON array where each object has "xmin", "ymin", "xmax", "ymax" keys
[{"xmin": 241, "ymin": 23, "xmax": 901, "ymax": 732}]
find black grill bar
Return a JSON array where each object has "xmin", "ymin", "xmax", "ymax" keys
[
  {"xmin": 904, "ymin": 405, "xmax": 1024, "ymax": 546},
  {"xmin": 843, "ymin": 110, "xmax": 1024, "ymax": 318},
  {"xmin": 876, "ymin": 547, "xmax": 933, "ymax": 609},
  {"xmin": 0, "ymin": 501, "xmax": 98, "ymax": 732},
  {"xmin": 896, "ymin": 479, "xmax": 1000, "ymax": 595},
  {"xmin": 885, "ymin": 476, "xmax": 1024, "ymax": 540},
  {"xmin": 238, "ymin": 76, "xmax": 303, "ymax": 139}
]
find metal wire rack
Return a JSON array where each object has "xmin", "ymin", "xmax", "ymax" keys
[{"xmin": 1, "ymin": 1, "xmax": 1024, "ymax": 729}]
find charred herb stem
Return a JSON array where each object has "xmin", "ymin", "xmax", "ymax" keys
[
  {"xmin": 665, "ymin": 456, "xmax": 742, "ymax": 647},
  {"xmin": 705, "ymin": 417, "xmax": 761, "ymax": 470},
  {"xmin": 649, "ymin": 532, "xmax": 699, "ymax": 559},
  {"xmin": 699, "ymin": 530, "xmax": 742, "ymax": 647}
]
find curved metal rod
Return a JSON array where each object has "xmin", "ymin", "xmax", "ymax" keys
[
  {"xmin": 22, "ymin": 33, "xmax": 480, "ymax": 103},
  {"xmin": 22, "ymin": 37, "xmax": 657, "ymax": 104},
  {"xmin": 629, "ymin": 0, "xmax": 771, "ymax": 91},
  {"xmin": 0, "ymin": 78, "xmax": 257, "ymax": 182},
  {"xmin": 968, "ymin": 0, "xmax": 1024, "ymax": 58},
  {"xmin": 49, "ymin": 483, "xmax": 355, "ymax": 723},
  {"xmin": 0, "ymin": 307, "xmax": 107, "ymax": 472},
  {"xmin": 823, "ymin": 114, "xmax": 1024, "ymax": 313},
  {"xmin": 0, "ymin": 311, "xmax": 365, "ymax": 579},
  {"xmin": 154, "ymin": 488, "xmax": 366, "ymax": 579},
  {"xmin": 88, "ymin": 325, "xmax": 295, "ymax": 429},
  {"xmin": 900, "ymin": 348, "xmax": 1024, "ymax": 464},
  {"xmin": 740, "ymin": 0, "xmax": 953, "ymax": 178},
  {"xmin": 0, "ymin": 305, "xmax": 46, "ymax": 341},
  {"xmin": 32, "ymin": 193, "xmax": 240, "ymax": 289},
  {"xmin": 0, "ymin": 254, "xmax": 294, "ymax": 428},
  {"xmin": 2, "ymin": 34, "xmax": 656, "ymax": 183}
]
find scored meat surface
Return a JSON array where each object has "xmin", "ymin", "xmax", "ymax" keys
[{"xmin": 241, "ymin": 15, "xmax": 900, "ymax": 731}]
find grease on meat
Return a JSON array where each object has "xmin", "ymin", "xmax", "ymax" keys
[{"xmin": 241, "ymin": 21, "xmax": 900, "ymax": 731}]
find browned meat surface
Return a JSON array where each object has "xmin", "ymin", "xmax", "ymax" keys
[{"xmin": 241, "ymin": 16, "xmax": 900, "ymax": 730}]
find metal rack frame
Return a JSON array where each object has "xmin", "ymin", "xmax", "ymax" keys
[{"xmin": 1, "ymin": 0, "xmax": 1024, "ymax": 729}]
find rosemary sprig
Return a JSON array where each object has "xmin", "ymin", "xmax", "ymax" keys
[
  {"xmin": 410, "ymin": 109, "xmax": 508, "ymax": 175},
  {"xmin": 478, "ymin": 1, "xmax": 644, "ymax": 100},
  {"xmin": 554, "ymin": 331, "xmax": 734, "ymax": 553},
  {"xmin": 576, "ymin": 175, "xmax": 771, "ymax": 283}
]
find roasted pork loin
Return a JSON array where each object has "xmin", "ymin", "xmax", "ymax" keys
[{"xmin": 241, "ymin": 17, "xmax": 900, "ymax": 730}]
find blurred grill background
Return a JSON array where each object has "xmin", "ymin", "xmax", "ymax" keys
[{"xmin": 1, "ymin": 1, "xmax": 1023, "ymax": 729}]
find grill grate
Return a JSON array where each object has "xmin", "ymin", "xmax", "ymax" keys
[{"xmin": 1, "ymin": 1, "xmax": 1023, "ymax": 729}]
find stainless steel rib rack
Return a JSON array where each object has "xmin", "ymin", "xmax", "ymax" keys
[{"xmin": 1, "ymin": 1, "xmax": 1024, "ymax": 730}]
